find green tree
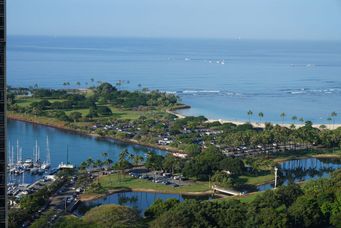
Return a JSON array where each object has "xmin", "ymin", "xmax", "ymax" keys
[
  {"xmin": 289, "ymin": 195, "xmax": 323, "ymax": 227},
  {"xmin": 247, "ymin": 110, "xmax": 253, "ymax": 122},
  {"xmin": 292, "ymin": 115, "xmax": 298, "ymax": 124},
  {"xmin": 82, "ymin": 205, "xmax": 145, "ymax": 228},
  {"xmin": 145, "ymin": 198, "xmax": 180, "ymax": 219},
  {"xmin": 69, "ymin": 111, "xmax": 82, "ymax": 122},
  {"xmin": 331, "ymin": 112, "xmax": 337, "ymax": 129},
  {"xmin": 258, "ymin": 112, "xmax": 264, "ymax": 123},
  {"xmin": 280, "ymin": 112, "xmax": 286, "ymax": 124}
]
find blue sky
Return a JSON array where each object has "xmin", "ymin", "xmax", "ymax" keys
[{"xmin": 7, "ymin": 0, "xmax": 341, "ymax": 40}]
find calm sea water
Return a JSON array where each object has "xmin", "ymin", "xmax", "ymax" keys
[{"xmin": 7, "ymin": 36, "xmax": 341, "ymax": 123}]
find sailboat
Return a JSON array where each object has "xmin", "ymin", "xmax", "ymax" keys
[
  {"xmin": 58, "ymin": 145, "xmax": 74, "ymax": 169},
  {"xmin": 41, "ymin": 136, "xmax": 51, "ymax": 170},
  {"xmin": 31, "ymin": 140, "xmax": 41, "ymax": 174}
]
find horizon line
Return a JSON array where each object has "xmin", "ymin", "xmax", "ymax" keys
[{"xmin": 7, "ymin": 34, "xmax": 341, "ymax": 43}]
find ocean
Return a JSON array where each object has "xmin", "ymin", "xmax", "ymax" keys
[{"xmin": 7, "ymin": 35, "xmax": 341, "ymax": 123}]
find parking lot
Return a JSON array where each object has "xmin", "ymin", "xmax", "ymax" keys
[{"xmin": 128, "ymin": 169, "xmax": 189, "ymax": 188}]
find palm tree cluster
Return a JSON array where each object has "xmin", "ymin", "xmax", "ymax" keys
[{"xmin": 247, "ymin": 110, "xmax": 339, "ymax": 127}]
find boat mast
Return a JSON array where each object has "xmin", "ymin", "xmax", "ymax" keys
[
  {"xmin": 66, "ymin": 145, "xmax": 69, "ymax": 164},
  {"xmin": 16, "ymin": 139, "xmax": 19, "ymax": 163},
  {"xmin": 20, "ymin": 148, "xmax": 22, "ymax": 163},
  {"xmin": 46, "ymin": 136, "xmax": 51, "ymax": 165},
  {"xmin": 11, "ymin": 146, "xmax": 14, "ymax": 166},
  {"xmin": 38, "ymin": 146, "xmax": 40, "ymax": 162},
  {"xmin": 35, "ymin": 140, "xmax": 38, "ymax": 163},
  {"xmin": 14, "ymin": 146, "xmax": 17, "ymax": 164},
  {"xmin": 8, "ymin": 140, "xmax": 11, "ymax": 166}
]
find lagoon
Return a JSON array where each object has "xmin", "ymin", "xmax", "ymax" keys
[
  {"xmin": 76, "ymin": 191, "xmax": 213, "ymax": 216},
  {"xmin": 257, "ymin": 157, "xmax": 341, "ymax": 191}
]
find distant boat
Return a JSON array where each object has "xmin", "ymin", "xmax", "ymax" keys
[
  {"xmin": 30, "ymin": 167, "xmax": 38, "ymax": 175},
  {"xmin": 41, "ymin": 163, "xmax": 50, "ymax": 170},
  {"xmin": 58, "ymin": 163, "xmax": 74, "ymax": 169},
  {"xmin": 58, "ymin": 145, "xmax": 74, "ymax": 169},
  {"xmin": 37, "ymin": 169, "xmax": 45, "ymax": 175},
  {"xmin": 23, "ymin": 159, "xmax": 33, "ymax": 169}
]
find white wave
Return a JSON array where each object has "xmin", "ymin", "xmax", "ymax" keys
[{"xmin": 286, "ymin": 87, "xmax": 341, "ymax": 95}]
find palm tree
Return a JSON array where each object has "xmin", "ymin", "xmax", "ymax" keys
[
  {"xmin": 76, "ymin": 81, "xmax": 81, "ymax": 87},
  {"xmin": 101, "ymin": 152, "xmax": 108, "ymax": 159},
  {"xmin": 280, "ymin": 112, "xmax": 286, "ymax": 124},
  {"xmin": 247, "ymin": 110, "xmax": 253, "ymax": 122},
  {"xmin": 94, "ymin": 159, "xmax": 102, "ymax": 169},
  {"xmin": 132, "ymin": 154, "xmax": 143, "ymax": 167},
  {"xmin": 80, "ymin": 161, "xmax": 88, "ymax": 170},
  {"xmin": 331, "ymin": 112, "xmax": 337, "ymax": 129},
  {"xmin": 292, "ymin": 116, "xmax": 297, "ymax": 124},
  {"xmin": 258, "ymin": 112, "xmax": 264, "ymax": 123},
  {"xmin": 299, "ymin": 117, "xmax": 304, "ymax": 124},
  {"xmin": 119, "ymin": 149, "xmax": 129, "ymax": 164},
  {"xmin": 86, "ymin": 157, "xmax": 94, "ymax": 172},
  {"xmin": 116, "ymin": 80, "xmax": 122, "ymax": 89},
  {"xmin": 327, "ymin": 117, "xmax": 332, "ymax": 126},
  {"xmin": 128, "ymin": 153, "xmax": 135, "ymax": 165}
]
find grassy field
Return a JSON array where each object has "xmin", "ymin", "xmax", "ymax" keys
[
  {"xmin": 272, "ymin": 149, "xmax": 341, "ymax": 163},
  {"xmin": 64, "ymin": 108, "xmax": 91, "ymax": 116},
  {"xmin": 108, "ymin": 106, "xmax": 148, "ymax": 120},
  {"xmin": 15, "ymin": 97, "xmax": 152, "ymax": 121},
  {"xmin": 16, "ymin": 98, "xmax": 67, "ymax": 107},
  {"xmin": 99, "ymin": 173, "xmax": 211, "ymax": 194},
  {"xmin": 239, "ymin": 174, "xmax": 274, "ymax": 185},
  {"xmin": 236, "ymin": 191, "xmax": 263, "ymax": 203}
]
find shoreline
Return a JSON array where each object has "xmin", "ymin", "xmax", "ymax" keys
[
  {"xmin": 168, "ymin": 108, "xmax": 341, "ymax": 130},
  {"xmin": 7, "ymin": 113, "xmax": 186, "ymax": 155},
  {"xmin": 8, "ymin": 112, "xmax": 341, "ymax": 162}
]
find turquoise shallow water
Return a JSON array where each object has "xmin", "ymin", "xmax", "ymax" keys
[{"xmin": 7, "ymin": 36, "xmax": 341, "ymax": 123}]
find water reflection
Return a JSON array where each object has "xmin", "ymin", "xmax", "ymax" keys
[
  {"xmin": 76, "ymin": 191, "xmax": 214, "ymax": 216},
  {"xmin": 257, "ymin": 157, "xmax": 341, "ymax": 191}
]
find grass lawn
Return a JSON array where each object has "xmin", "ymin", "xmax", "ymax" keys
[
  {"xmin": 65, "ymin": 108, "xmax": 90, "ymax": 116},
  {"xmin": 14, "ymin": 95, "xmax": 172, "ymax": 121},
  {"xmin": 108, "ymin": 106, "xmax": 150, "ymax": 120},
  {"xmin": 272, "ymin": 149, "xmax": 341, "ymax": 163},
  {"xmin": 16, "ymin": 98, "xmax": 67, "ymax": 107},
  {"xmin": 236, "ymin": 192, "xmax": 263, "ymax": 203},
  {"xmin": 99, "ymin": 173, "xmax": 211, "ymax": 194},
  {"xmin": 239, "ymin": 174, "xmax": 274, "ymax": 185}
]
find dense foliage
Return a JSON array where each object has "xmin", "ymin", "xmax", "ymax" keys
[
  {"xmin": 8, "ymin": 178, "xmax": 66, "ymax": 228},
  {"xmin": 54, "ymin": 204, "xmax": 145, "ymax": 228},
  {"xmin": 149, "ymin": 169, "xmax": 341, "ymax": 228}
]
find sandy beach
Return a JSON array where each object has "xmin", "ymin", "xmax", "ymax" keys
[{"xmin": 168, "ymin": 110, "xmax": 341, "ymax": 130}]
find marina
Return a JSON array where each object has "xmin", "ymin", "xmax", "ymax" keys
[
  {"xmin": 7, "ymin": 119, "xmax": 167, "ymax": 198},
  {"xmin": 8, "ymin": 137, "xmax": 52, "ymax": 183}
]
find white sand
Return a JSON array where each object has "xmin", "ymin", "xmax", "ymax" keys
[{"xmin": 168, "ymin": 110, "xmax": 340, "ymax": 130}]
